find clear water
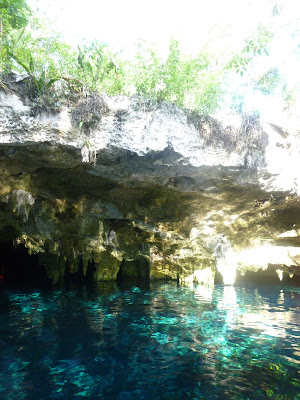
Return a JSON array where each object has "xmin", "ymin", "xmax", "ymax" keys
[{"xmin": 0, "ymin": 282, "xmax": 299, "ymax": 400}]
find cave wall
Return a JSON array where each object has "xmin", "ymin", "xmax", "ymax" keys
[{"xmin": 1, "ymin": 88, "xmax": 300, "ymax": 285}]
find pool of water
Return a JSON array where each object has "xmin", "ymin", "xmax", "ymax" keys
[{"xmin": 0, "ymin": 281, "xmax": 299, "ymax": 400}]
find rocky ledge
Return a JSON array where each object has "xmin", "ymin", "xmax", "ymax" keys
[{"xmin": 1, "ymin": 86, "xmax": 300, "ymax": 285}]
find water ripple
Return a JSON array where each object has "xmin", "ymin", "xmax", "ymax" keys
[{"xmin": 0, "ymin": 283, "xmax": 299, "ymax": 399}]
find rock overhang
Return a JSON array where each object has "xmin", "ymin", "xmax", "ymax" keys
[{"xmin": 0, "ymin": 88, "xmax": 300, "ymax": 285}]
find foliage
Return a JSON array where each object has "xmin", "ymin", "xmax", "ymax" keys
[
  {"xmin": 129, "ymin": 41, "xmax": 162, "ymax": 100},
  {"xmin": 6, "ymin": 22, "xmax": 77, "ymax": 82},
  {"xmin": 4, "ymin": 27, "xmax": 226, "ymax": 115},
  {"xmin": 8, "ymin": 49, "xmax": 60, "ymax": 95},
  {"xmin": 255, "ymin": 67, "xmax": 281, "ymax": 95},
  {"xmin": 0, "ymin": 0, "xmax": 30, "ymax": 34},
  {"xmin": 75, "ymin": 42, "xmax": 125, "ymax": 95},
  {"xmin": 228, "ymin": 26, "xmax": 273, "ymax": 75},
  {"xmin": 0, "ymin": 0, "xmax": 30, "ymax": 77},
  {"xmin": 128, "ymin": 39, "xmax": 224, "ymax": 114},
  {"xmin": 2, "ymin": 0, "xmax": 298, "ymax": 124},
  {"xmin": 281, "ymin": 84, "xmax": 300, "ymax": 113},
  {"xmin": 2, "ymin": 19, "xmax": 80, "ymax": 111}
]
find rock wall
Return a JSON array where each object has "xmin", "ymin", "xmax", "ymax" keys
[{"xmin": 1, "ymin": 87, "xmax": 300, "ymax": 285}]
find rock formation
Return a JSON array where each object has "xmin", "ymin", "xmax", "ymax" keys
[{"xmin": 1, "ymin": 85, "xmax": 300, "ymax": 285}]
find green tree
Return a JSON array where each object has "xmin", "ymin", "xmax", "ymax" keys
[
  {"xmin": 0, "ymin": 0, "xmax": 30, "ymax": 34},
  {"xmin": 0, "ymin": 0, "xmax": 31, "ymax": 81},
  {"xmin": 128, "ymin": 39, "xmax": 224, "ymax": 114},
  {"xmin": 129, "ymin": 41, "xmax": 163, "ymax": 100}
]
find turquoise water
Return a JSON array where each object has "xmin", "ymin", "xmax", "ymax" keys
[{"xmin": 0, "ymin": 282, "xmax": 299, "ymax": 400}]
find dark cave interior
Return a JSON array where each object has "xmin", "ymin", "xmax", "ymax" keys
[{"xmin": 0, "ymin": 241, "xmax": 299, "ymax": 288}]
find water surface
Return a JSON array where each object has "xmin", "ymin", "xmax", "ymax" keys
[{"xmin": 0, "ymin": 282, "xmax": 299, "ymax": 399}]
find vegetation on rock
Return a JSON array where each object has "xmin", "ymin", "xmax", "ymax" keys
[{"xmin": 1, "ymin": 0, "xmax": 297, "ymax": 120}]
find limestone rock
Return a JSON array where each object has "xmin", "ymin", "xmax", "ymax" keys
[{"xmin": 0, "ymin": 87, "xmax": 300, "ymax": 284}]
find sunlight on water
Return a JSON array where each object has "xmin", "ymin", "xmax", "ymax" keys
[{"xmin": 0, "ymin": 283, "xmax": 299, "ymax": 400}]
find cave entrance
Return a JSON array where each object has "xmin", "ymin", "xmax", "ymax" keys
[
  {"xmin": 0, "ymin": 242, "xmax": 50, "ymax": 287},
  {"xmin": 117, "ymin": 256, "xmax": 150, "ymax": 283}
]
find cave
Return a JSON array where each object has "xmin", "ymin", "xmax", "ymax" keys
[
  {"xmin": 235, "ymin": 266, "xmax": 300, "ymax": 285},
  {"xmin": 1, "ymin": 0, "xmax": 300, "ymax": 397},
  {"xmin": 0, "ymin": 242, "xmax": 50, "ymax": 286},
  {"xmin": 1, "ymin": 87, "xmax": 300, "ymax": 400},
  {"xmin": 117, "ymin": 257, "xmax": 150, "ymax": 282}
]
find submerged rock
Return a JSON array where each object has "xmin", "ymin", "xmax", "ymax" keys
[{"xmin": 0, "ymin": 87, "xmax": 300, "ymax": 285}]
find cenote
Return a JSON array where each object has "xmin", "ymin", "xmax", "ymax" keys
[
  {"xmin": 2, "ymin": 1, "xmax": 300, "ymax": 399},
  {"xmin": 0, "ymin": 280, "xmax": 299, "ymax": 400}
]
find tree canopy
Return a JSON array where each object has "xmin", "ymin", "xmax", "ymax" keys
[{"xmin": 0, "ymin": 0, "xmax": 30, "ymax": 33}]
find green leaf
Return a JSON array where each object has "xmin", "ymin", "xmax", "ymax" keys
[
  {"xmin": 29, "ymin": 55, "xmax": 34, "ymax": 73},
  {"xmin": 31, "ymin": 76, "xmax": 40, "ymax": 93},
  {"xmin": 7, "ymin": 51, "xmax": 30, "ymax": 74},
  {"xmin": 46, "ymin": 77, "xmax": 60, "ymax": 89}
]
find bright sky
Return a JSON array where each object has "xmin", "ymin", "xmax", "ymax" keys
[{"xmin": 27, "ymin": 0, "xmax": 276, "ymax": 54}]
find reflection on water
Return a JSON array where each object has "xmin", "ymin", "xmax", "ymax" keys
[{"xmin": 0, "ymin": 282, "xmax": 299, "ymax": 400}]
